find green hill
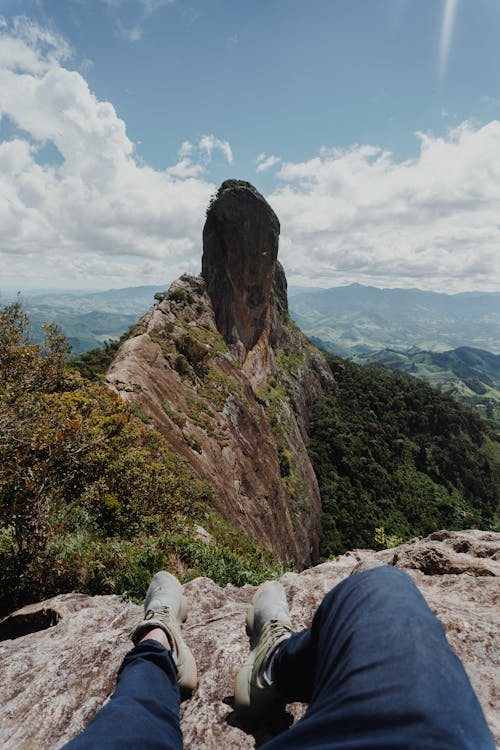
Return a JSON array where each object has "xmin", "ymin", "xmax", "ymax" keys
[
  {"xmin": 309, "ymin": 354, "xmax": 500, "ymax": 557},
  {"xmin": 355, "ymin": 347, "xmax": 500, "ymax": 433}
]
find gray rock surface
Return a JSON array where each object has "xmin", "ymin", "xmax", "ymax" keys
[{"xmin": 1, "ymin": 529, "xmax": 498, "ymax": 749}]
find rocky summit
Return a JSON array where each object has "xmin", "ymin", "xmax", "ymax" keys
[
  {"xmin": 106, "ymin": 181, "xmax": 333, "ymax": 567},
  {"xmin": 202, "ymin": 180, "xmax": 280, "ymax": 358},
  {"xmin": 0, "ymin": 530, "xmax": 498, "ymax": 749}
]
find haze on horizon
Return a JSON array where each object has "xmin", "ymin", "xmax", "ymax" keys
[{"xmin": 1, "ymin": 0, "xmax": 500, "ymax": 295}]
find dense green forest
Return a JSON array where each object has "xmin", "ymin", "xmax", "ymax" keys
[
  {"xmin": 309, "ymin": 355, "xmax": 500, "ymax": 557},
  {"xmin": 0, "ymin": 304, "xmax": 286, "ymax": 615}
]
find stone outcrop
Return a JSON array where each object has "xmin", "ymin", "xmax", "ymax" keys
[
  {"xmin": 202, "ymin": 181, "xmax": 280, "ymax": 359},
  {"xmin": 106, "ymin": 182, "xmax": 333, "ymax": 568},
  {"xmin": 1, "ymin": 530, "xmax": 498, "ymax": 749}
]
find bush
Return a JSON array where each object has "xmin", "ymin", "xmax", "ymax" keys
[{"xmin": 168, "ymin": 288, "xmax": 193, "ymax": 305}]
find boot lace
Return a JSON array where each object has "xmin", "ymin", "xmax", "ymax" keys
[{"xmin": 254, "ymin": 618, "xmax": 292, "ymax": 683}]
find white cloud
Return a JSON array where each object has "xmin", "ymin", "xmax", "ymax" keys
[
  {"xmin": 167, "ymin": 136, "xmax": 233, "ymax": 179},
  {"xmin": 268, "ymin": 122, "xmax": 500, "ymax": 292},
  {"xmin": 198, "ymin": 134, "xmax": 233, "ymax": 165},
  {"xmin": 256, "ymin": 153, "xmax": 280, "ymax": 173},
  {"xmin": 0, "ymin": 18, "xmax": 228, "ymax": 289}
]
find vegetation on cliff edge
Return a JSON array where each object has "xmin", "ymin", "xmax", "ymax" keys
[{"xmin": 0, "ymin": 303, "xmax": 287, "ymax": 615}]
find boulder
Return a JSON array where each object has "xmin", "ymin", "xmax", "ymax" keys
[{"xmin": 0, "ymin": 530, "xmax": 498, "ymax": 748}]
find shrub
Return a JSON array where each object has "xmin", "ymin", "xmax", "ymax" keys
[{"xmin": 168, "ymin": 288, "xmax": 193, "ymax": 305}]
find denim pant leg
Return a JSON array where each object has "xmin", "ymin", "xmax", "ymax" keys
[
  {"xmin": 263, "ymin": 566, "xmax": 495, "ymax": 750},
  {"xmin": 61, "ymin": 640, "xmax": 183, "ymax": 750}
]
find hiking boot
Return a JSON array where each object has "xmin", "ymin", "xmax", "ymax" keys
[
  {"xmin": 131, "ymin": 571, "xmax": 197, "ymax": 698},
  {"xmin": 234, "ymin": 581, "xmax": 293, "ymax": 718}
]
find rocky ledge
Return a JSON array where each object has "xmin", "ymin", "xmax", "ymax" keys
[{"xmin": 0, "ymin": 529, "xmax": 498, "ymax": 749}]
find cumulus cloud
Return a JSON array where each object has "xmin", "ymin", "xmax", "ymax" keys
[
  {"xmin": 0, "ymin": 18, "xmax": 226, "ymax": 289},
  {"xmin": 256, "ymin": 153, "xmax": 280, "ymax": 173},
  {"xmin": 167, "ymin": 137, "xmax": 233, "ymax": 179},
  {"xmin": 269, "ymin": 122, "xmax": 500, "ymax": 292},
  {"xmin": 198, "ymin": 134, "xmax": 233, "ymax": 165}
]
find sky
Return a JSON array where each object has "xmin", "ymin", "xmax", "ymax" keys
[{"xmin": 1, "ymin": 0, "xmax": 500, "ymax": 294}]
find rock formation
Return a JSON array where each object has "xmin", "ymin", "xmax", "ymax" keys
[
  {"xmin": 202, "ymin": 181, "xmax": 280, "ymax": 359},
  {"xmin": 106, "ymin": 182, "xmax": 333, "ymax": 568},
  {"xmin": 1, "ymin": 530, "xmax": 498, "ymax": 749}
]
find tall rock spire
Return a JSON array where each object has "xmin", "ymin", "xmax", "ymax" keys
[{"xmin": 202, "ymin": 180, "xmax": 280, "ymax": 357}]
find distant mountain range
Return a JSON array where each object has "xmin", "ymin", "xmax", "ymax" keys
[
  {"xmin": 3, "ymin": 285, "xmax": 162, "ymax": 354},
  {"xmin": 289, "ymin": 283, "xmax": 500, "ymax": 355},
  {"xmin": 2, "ymin": 281, "xmax": 500, "ymax": 430},
  {"xmin": 287, "ymin": 283, "xmax": 500, "ymax": 432}
]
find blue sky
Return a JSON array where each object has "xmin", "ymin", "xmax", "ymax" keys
[{"xmin": 1, "ymin": 0, "xmax": 500, "ymax": 293}]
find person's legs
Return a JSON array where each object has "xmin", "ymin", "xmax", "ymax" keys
[
  {"xmin": 61, "ymin": 572, "xmax": 197, "ymax": 750},
  {"xmin": 61, "ymin": 637, "xmax": 183, "ymax": 750},
  {"xmin": 261, "ymin": 567, "xmax": 495, "ymax": 750}
]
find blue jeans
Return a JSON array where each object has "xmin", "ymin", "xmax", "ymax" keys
[{"xmin": 63, "ymin": 567, "xmax": 494, "ymax": 749}]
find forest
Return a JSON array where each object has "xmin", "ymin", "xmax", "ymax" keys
[{"xmin": 309, "ymin": 355, "xmax": 500, "ymax": 557}]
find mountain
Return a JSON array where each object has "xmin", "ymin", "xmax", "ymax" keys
[
  {"xmin": 351, "ymin": 346, "xmax": 500, "ymax": 432},
  {"xmin": 309, "ymin": 355, "xmax": 500, "ymax": 557},
  {"xmin": 106, "ymin": 181, "xmax": 334, "ymax": 568},
  {"xmin": 9, "ymin": 286, "xmax": 162, "ymax": 354},
  {"xmin": 2, "ymin": 180, "xmax": 498, "ymax": 621},
  {"xmin": 289, "ymin": 283, "xmax": 500, "ymax": 354}
]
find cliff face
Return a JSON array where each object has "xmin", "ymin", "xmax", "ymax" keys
[
  {"xmin": 202, "ymin": 182, "xmax": 280, "ymax": 359},
  {"xmin": 1, "ymin": 530, "xmax": 498, "ymax": 749},
  {"xmin": 106, "ymin": 182, "xmax": 333, "ymax": 568}
]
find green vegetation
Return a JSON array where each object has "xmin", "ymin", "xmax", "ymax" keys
[
  {"xmin": 168, "ymin": 287, "xmax": 194, "ymax": 305},
  {"xmin": 256, "ymin": 376, "xmax": 309, "ymax": 523},
  {"xmin": 354, "ymin": 347, "xmax": 500, "ymax": 434},
  {"xmin": 0, "ymin": 303, "xmax": 286, "ymax": 614},
  {"xmin": 162, "ymin": 402, "xmax": 186, "ymax": 428},
  {"xmin": 189, "ymin": 324, "xmax": 229, "ymax": 354},
  {"xmin": 309, "ymin": 355, "xmax": 500, "ymax": 557},
  {"xmin": 72, "ymin": 319, "xmax": 154, "ymax": 381},
  {"xmin": 72, "ymin": 339, "xmax": 120, "ymax": 380}
]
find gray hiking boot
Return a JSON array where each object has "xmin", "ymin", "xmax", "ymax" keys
[
  {"xmin": 234, "ymin": 581, "xmax": 293, "ymax": 717},
  {"xmin": 131, "ymin": 571, "xmax": 197, "ymax": 698}
]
